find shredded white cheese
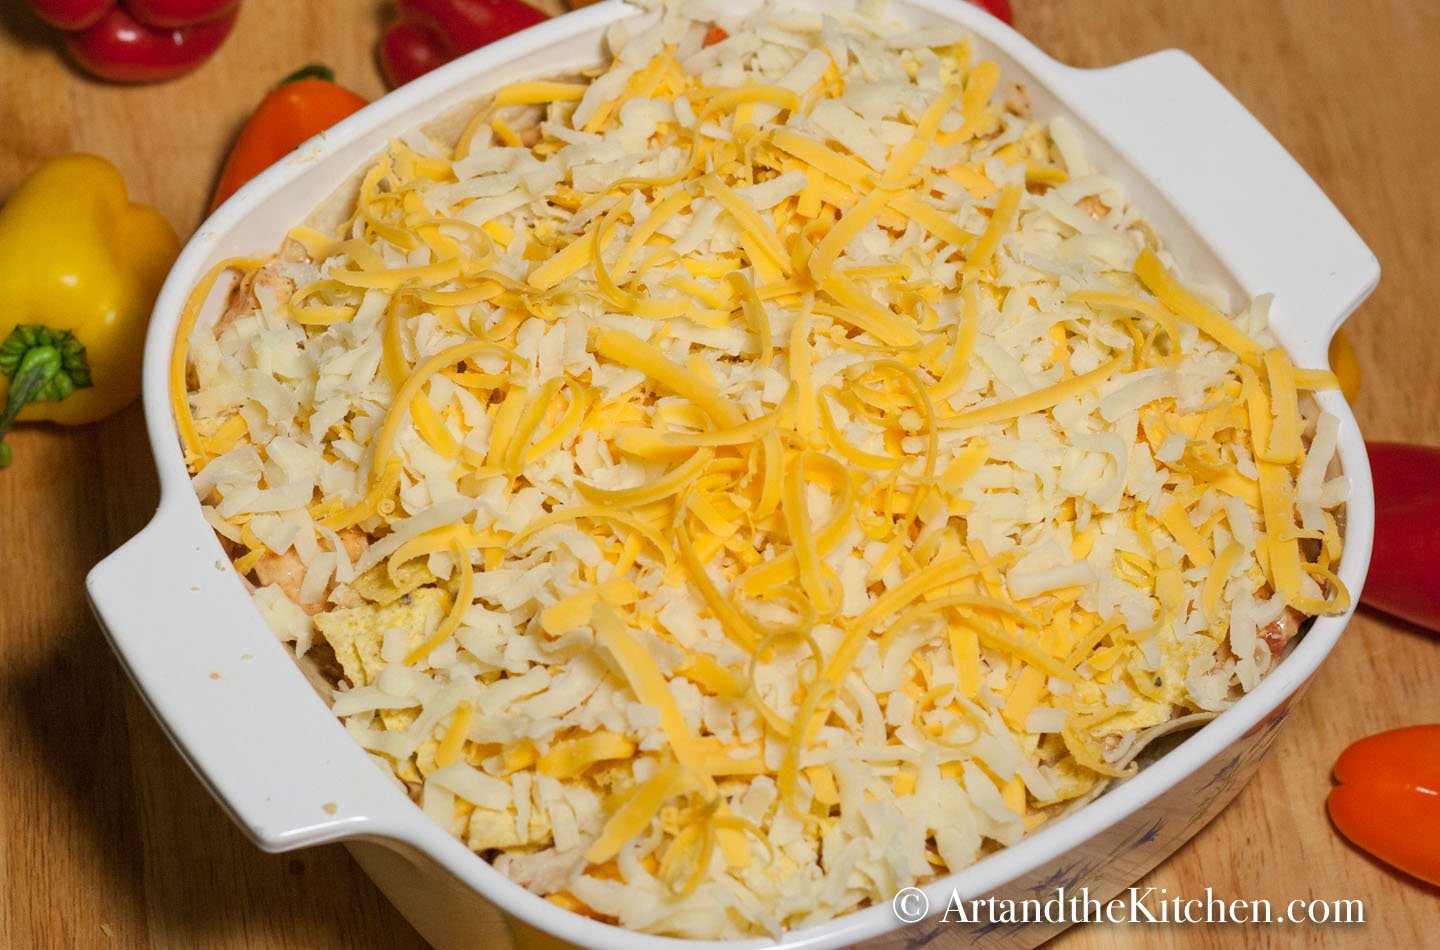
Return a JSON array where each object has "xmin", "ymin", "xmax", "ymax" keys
[{"xmin": 179, "ymin": 0, "xmax": 1350, "ymax": 939}]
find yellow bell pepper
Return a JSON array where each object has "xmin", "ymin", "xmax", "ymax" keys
[
  {"xmin": 0, "ymin": 153, "xmax": 179, "ymax": 466},
  {"xmin": 1328, "ymin": 328, "xmax": 1362, "ymax": 403}
]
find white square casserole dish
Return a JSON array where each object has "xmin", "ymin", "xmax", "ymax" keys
[{"xmin": 86, "ymin": 1, "xmax": 1379, "ymax": 947}]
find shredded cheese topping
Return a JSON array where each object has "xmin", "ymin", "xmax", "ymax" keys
[{"xmin": 179, "ymin": 0, "xmax": 1349, "ymax": 939}]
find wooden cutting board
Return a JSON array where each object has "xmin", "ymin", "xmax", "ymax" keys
[{"xmin": 1, "ymin": 0, "xmax": 1436, "ymax": 947}]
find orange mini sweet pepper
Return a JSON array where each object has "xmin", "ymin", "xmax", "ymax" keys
[
  {"xmin": 1328, "ymin": 724, "xmax": 1440, "ymax": 886},
  {"xmin": 209, "ymin": 65, "xmax": 368, "ymax": 213}
]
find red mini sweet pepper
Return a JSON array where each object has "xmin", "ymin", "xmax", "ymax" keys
[
  {"xmin": 971, "ymin": 0, "xmax": 1014, "ymax": 22},
  {"xmin": 1363, "ymin": 442, "xmax": 1440, "ymax": 632},
  {"xmin": 29, "ymin": 0, "xmax": 239, "ymax": 83},
  {"xmin": 1329, "ymin": 724, "xmax": 1440, "ymax": 886},
  {"xmin": 379, "ymin": 0, "xmax": 549, "ymax": 88}
]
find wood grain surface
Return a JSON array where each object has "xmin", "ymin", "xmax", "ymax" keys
[{"xmin": 1, "ymin": 0, "xmax": 1437, "ymax": 947}]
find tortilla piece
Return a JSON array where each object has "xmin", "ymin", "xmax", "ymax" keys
[
  {"xmin": 350, "ymin": 560, "xmax": 437, "ymax": 606},
  {"xmin": 469, "ymin": 804, "xmax": 554, "ymax": 852},
  {"xmin": 313, "ymin": 586, "xmax": 451, "ymax": 687}
]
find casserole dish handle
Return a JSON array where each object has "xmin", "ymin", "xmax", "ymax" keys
[
  {"xmin": 1060, "ymin": 49, "xmax": 1379, "ymax": 365},
  {"xmin": 86, "ymin": 500, "xmax": 414, "ymax": 852}
]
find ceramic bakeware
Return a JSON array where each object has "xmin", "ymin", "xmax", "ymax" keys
[{"xmin": 87, "ymin": 2, "xmax": 1379, "ymax": 946}]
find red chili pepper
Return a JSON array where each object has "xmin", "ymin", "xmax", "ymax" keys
[
  {"xmin": 1328, "ymin": 724, "xmax": 1440, "ymax": 886},
  {"xmin": 29, "ymin": 0, "xmax": 239, "ymax": 83},
  {"xmin": 379, "ymin": 0, "xmax": 548, "ymax": 88},
  {"xmin": 209, "ymin": 65, "xmax": 369, "ymax": 213},
  {"xmin": 1363, "ymin": 442, "xmax": 1440, "ymax": 632}
]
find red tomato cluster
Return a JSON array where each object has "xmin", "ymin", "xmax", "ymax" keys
[{"xmin": 29, "ymin": 0, "xmax": 239, "ymax": 82}]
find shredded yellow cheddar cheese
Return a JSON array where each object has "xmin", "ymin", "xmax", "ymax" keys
[{"xmin": 178, "ymin": 0, "xmax": 1350, "ymax": 939}]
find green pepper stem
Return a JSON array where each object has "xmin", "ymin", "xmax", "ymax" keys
[
  {"xmin": 0, "ymin": 325, "xmax": 93, "ymax": 469},
  {"xmin": 279, "ymin": 64, "xmax": 335, "ymax": 86}
]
